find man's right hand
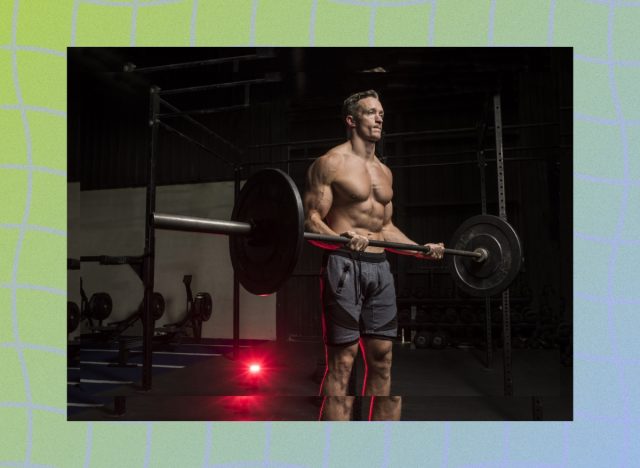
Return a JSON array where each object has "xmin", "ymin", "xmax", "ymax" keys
[{"xmin": 341, "ymin": 231, "xmax": 369, "ymax": 251}]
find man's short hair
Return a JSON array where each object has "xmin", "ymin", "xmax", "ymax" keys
[{"xmin": 342, "ymin": 90, "xmax": 379, "ymax": 120}]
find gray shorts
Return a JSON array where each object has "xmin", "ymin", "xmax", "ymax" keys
[{"xmin": 321, "ymin": 249, "xmax": 397, "ymax": 346}]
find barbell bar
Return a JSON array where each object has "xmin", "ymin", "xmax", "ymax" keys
[
  {"xmin": 152, "ymin": 169, "xmax": 522, "ymax": 296},
  {"xmin": 304, "ymin": 232, "xmax": 486, "ymax": 260},
  {"xmin": 153, "ymin": 213, "xmax": 486, "ymax": 260}
]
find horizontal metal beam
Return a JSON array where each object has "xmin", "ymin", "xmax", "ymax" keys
[
  {"xmin": 158, "ymin": 75, "xmax": 280, "ymax": 96},
  {"xmin": 158, "ymin": 103, "xmax": 249, "ymax": 118},
  {"xmin": 153, "ymin": 213, "xmax": 252, "ymax": 236},
  {"xmin": 79, "ymin": 255, "xmax": 144, "ymax": 265},
  {"xmin": 124, "ymin": 53, "xmax": 272, "ymax": 73},
  {"xmin": 239, "ymin": 151, "xmax": 565, "ymax": 170},
  {"xmin": 248, "ymin": 121, "xmax": 560, "ymax": 150}
]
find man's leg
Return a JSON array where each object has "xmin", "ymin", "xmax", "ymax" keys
[
  {"xmin": 319, "ymin": 341, "xmax": 359, "ymax": 421},
  {"xmin": 367, "ymin": 396, "xmax": 402, "ymax": 421},
  {"xmin": 361, "ymin": 337, "xmax": 401, "ymax": 420}
]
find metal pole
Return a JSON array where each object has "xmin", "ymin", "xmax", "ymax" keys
[
  {"xmin": 494, "ymin": 95, "xmax": 507, "ymax": 222},
  {"xmin": 233, "ymin": 168, "xmax": 242, "ymax": 360},
  {"xmin": 477, "ymin": 97, "xmax": 492, "ymax": 369},
  {"xmin": 484, "ymin": 296, "xmax": 492, "ymax": 368},
  {"xmin": 142, "ymin": 86, "xmax": 160, "ymax": 391},
  {"xmin": 494, "ymin": 93, "xmax": 514, "ymax": 396}
]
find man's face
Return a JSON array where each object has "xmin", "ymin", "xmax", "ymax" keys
[{"xmin": 350, "ymin": 97, "xmax": 384, "ymax": 142}]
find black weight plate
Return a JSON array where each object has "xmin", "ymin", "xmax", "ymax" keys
[
  {"xmin": 430, "ymin": 331, "xmax": 448, "ymax": 349},
  {"xmin": 194, "ymin": 292, "xmax": 213, "ymax": 321},
  {"xmin": 230, "ymin": 169, "xmax": 304, "ymax": 295},
  {"xmin": 152, "ymin": 292, "xmax": 165, "ymax": 320},
  {"xmin": 88, "ymin": 292, "xmax": 112, "ymax": 321},
  {"xmin": 67, "ymin": 301, "xmax": 80, "ymax": 333},
  {"xmin": 414, "ymin": 331, "xmax": 430, "ymax": 349},
  {"xmin": 447, "ymin": 215, "xmax": 522, "ymax": 297},
  {"xmin": 138, "ymin": 292, "xmax": 165, "ymax": 320},
  {"xmin": 460, "ymin": 234, "xmax": 501, "ymax": 279}
]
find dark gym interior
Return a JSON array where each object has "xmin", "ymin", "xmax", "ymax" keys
[{"xmin": 67, "ymin": 47, "xmax": 572, "ymax": 421}]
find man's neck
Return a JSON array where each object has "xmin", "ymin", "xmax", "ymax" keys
[{"xmin": 349, "ymin": 136, "xmax": 377, "ymax": 160}]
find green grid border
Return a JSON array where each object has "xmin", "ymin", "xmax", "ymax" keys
[{"xmin": 1, "ymin": 0, "xmax": 639, "ymax": 466}]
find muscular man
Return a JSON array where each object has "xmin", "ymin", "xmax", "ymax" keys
[{"xmin": 304, "ymin": 90, "xmax": 445, "ymax": 421}]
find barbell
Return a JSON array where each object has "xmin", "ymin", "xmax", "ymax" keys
[{"xmin": 153, "ymin": 169, "xmax": 522, "ymax": 296}]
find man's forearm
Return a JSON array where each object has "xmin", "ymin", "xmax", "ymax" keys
[
  {"xmin": 304, "ymin": 213, "xmax": 344, "ymax": 250},
  {"xmin": 305, "ymin": 213, "xmax": 339, "ymax": 236},
  {"xmin": 381, "ymin": 225, "xmax": 423, "ymax": 257}
]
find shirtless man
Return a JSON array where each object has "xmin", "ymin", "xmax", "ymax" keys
[{"xmin": 304, "ymin": 90, "xmax": 445, "ymax": 421}]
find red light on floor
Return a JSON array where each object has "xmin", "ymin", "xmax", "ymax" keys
[{"xmin": 249, "ymin": 363, "xmax": 261, "ymax": 374}]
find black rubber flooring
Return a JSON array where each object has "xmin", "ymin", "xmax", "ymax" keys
[{"xmin": 68, "ymin": 338, "xmax": 572, "ymax": 421}]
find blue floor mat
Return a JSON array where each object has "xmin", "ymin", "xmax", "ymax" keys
[{"xmin": 67, "ymin": 337, "xmax": 267, "ymax": 416}]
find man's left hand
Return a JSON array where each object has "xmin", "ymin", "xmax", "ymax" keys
[{"xmin": 420, "ymin": 242, "xmax": 445, "ymax": 260}]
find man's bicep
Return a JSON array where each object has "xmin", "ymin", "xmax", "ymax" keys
[
  {"xmin": 304, "ymin": 182, "xmax": 333, "ymax": 220},
  {"xmin": 304, "ymin": 158, "xmax": 334, "ymax": 220}
]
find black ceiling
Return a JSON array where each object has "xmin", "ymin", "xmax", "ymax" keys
[
  {"xmin": 68, "ymin": 47, "xmax": 570, "ymax": 188},
  {"xmin": 69, "ymin": 47, "xmax": 562, "ymax": 108}
]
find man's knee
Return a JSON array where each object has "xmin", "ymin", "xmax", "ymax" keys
[
  {"xmin": 326, "ymin": 343, "xmax": 358, "ymax": 384},
  {"xmin": 369, "ymin": 358, "xmax": 392, "ymax": 380},
  {"xmin": 328, "ymin": 353, "xmax": 356, "ymax": 381},
  {"xmin": 367, "ymin": 347, "xmax": 393, "ymax": 380}
]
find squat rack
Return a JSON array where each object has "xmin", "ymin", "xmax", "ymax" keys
[{"xmin": 129, "ymin": 52, "xmax": 276, "ymax": 390}]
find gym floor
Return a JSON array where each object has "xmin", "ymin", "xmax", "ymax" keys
[{"xmin": 68, "ymin": 338, "xmax": 572, "ymax": 421}]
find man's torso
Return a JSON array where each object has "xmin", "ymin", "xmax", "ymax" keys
[{"xmin": 324, "ymin": 143, "xmax": 393, "ymax": 252}]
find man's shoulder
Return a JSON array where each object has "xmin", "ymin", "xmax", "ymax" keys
[
  {"xmin": 307, "ymin": 149, "xmax": 343, "ymax": 185},
  {"xmin": 314, "ymin": 146, "xmax": 347, "ymax": 170}
]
